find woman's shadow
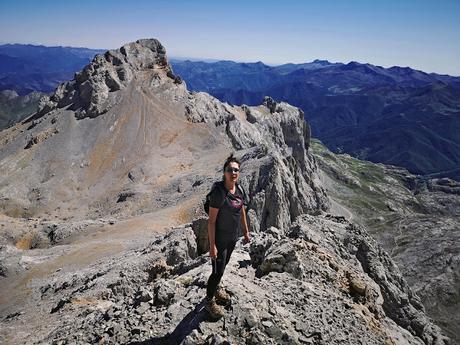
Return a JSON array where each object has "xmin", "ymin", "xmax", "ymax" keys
[{"xmin": 126, "ymin": 298, "xmax": 210, "ymax": 345}]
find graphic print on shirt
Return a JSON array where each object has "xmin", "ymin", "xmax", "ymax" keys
[{"xmin": 229, "ymin": 195, "xmax": 243, "ymax": 209}]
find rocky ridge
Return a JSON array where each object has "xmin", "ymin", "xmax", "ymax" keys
[
  {"xmin": 7, "ymin": 214, "xmax": 447, "ymax": 345},
  {"xmin": 0, "ymin": 39, "xmax": 451, "ymax": 344}
]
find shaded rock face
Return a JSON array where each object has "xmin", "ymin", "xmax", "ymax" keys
[{"xmin": 0, "ymin": 39, "xmax": 451, "ymax": 344}]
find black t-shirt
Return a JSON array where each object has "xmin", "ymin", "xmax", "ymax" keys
[{"xmin": 209, "ymin": 182, "xmax": 247, "ymax": 242}]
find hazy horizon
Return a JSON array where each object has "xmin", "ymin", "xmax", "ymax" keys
[{"xmin": 1, "ymin": 0, "xmax": 459, "ymax": 76}]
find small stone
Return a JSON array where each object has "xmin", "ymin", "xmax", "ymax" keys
[
  {"xmin": 262, "ymin": 320, "xmax": 273, "ymax": 328},
  {"xmin": 137, "ymin": 302, "xmax": 150, "ymax": 315},
  {"xmin": 347, "ymin": 272, "xmax": 366, "ymax": 296},
  {"xmin": 137, "ymin": 288, "xmax": 153, "ymax": 303}
]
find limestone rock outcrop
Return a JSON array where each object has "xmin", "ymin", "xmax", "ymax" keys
[{"xmin": 30, "ymin": 39, "xmax": 180, "ymax": 120}]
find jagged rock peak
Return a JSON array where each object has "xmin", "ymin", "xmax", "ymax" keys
[
  {"xmin": 29, "ymin": 38, "xmax": 182, "ymax": 121},
  {"xmin": 262, "ymin": 95, "xmax": 278, "ymax": 113}
]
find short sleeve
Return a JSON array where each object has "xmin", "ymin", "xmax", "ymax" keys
[{"xmin": 209, "ymin": 186, "xmax": 224, "ymax": 208}]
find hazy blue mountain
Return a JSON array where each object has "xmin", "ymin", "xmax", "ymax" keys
[
  {"xmin": 0, "ymin": 44, "xmax": 105, "ymax": 95},
  {"xmin": 170, "ymin": 59, "xmax": 460, "ymax": 179}
]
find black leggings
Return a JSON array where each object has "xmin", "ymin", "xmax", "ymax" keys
[{"xmin": 206, "ymin": 239, "xmax": 236, "ymax": 299}]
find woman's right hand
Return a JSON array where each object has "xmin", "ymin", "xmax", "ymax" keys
[{"xmin": 209, "ymin": 244, "xmax": 218, "ymax": 259}]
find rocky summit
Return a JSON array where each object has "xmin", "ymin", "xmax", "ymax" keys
[{"xmin": 0, "ymin": 39, "xmax": 451, "ymax": 344}]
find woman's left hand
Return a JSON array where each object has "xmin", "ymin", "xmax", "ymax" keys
[{"xmin": 243, "ymin": 232, "xmax": 250, "ymax": 244}]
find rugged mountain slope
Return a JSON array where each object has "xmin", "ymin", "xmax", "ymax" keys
[
  {"xmin": 0, "ymin": 90, "xmax": 44, "ymax": 130},
  {"xmin": 0, "ymin": 39, "xmax": 450, "ymax": 344},
  {"xmin": 171, "ymin": 60, "xmax": 460, "ymax": 179},
  {"xmin": 311, "ymin": 138, "xmax": 460, "ymax": 343}
]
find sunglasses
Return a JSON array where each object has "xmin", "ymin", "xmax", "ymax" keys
[{"xmin": 225, "ymin": 167, "xmax": 240, "ymax": 173}]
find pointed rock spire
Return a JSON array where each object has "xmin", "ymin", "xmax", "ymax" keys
[{"xmin": 29, "ymin": 39, "xmax": 181, "ymax": 121}]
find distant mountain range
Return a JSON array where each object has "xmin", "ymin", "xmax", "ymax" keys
[
  {"xmin": 0, "ymin": 44, "xmax": 105, "ymax": 95},
  {"xmin": 171, "ymin": 59, "xmax": 460, "ymax": 179},
  {"xmin": 1, "ymin": 44, "xmax": 459, "ymax": 179}
]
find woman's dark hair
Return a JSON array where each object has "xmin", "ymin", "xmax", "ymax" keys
[{"xmin": 222, "ymin": 153, "xmax": 240, "ymax": 182}]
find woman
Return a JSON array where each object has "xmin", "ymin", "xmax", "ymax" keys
[{"xmin": 205, "ymin": 153, "xmax": 250, "ymax": 319}]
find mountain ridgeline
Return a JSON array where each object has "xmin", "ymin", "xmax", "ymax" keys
[
  {"xmin": 171, "ymin": 59, "xmax": 460, "ymax": 180},
  {"xmin": 0, "ymin": 39, "xmax": 455, "ymax": 344},
  {"xmin": 1, "ymin": 44, "xmax": 459, "ymax": 180}
]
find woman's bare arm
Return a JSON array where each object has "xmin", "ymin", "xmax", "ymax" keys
[
  {"xmin": 208, "ymin": 206, "xmax": 219, "ymax": 258},
  {"xmin": 241, "ymin": 205, "xmax": 250, "ymax": 243}
]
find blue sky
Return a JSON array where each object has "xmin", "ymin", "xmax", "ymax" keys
[{"xmin": 1, "ymin": 0, "xmax": 459, "ymax": 75}]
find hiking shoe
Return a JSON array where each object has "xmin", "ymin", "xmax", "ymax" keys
[
  {"xmin": 205, "ymin": 297, "xmax": 224, "ymax": 319},
  {"xmin": 215, "ymin": 287, "xmax": 231, "ymax": 305}
]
